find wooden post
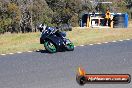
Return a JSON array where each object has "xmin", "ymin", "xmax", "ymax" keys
[
  {"xmin": 89, "ymin": 16, "xmax": 91, "ymax": 28},
  {"xmin": 87, "ymin": 16, "xmax": 89, "ymax": 27},
  {"xmin": 110, "ymin": 15, "xmax": 113, "ymax": 28}
]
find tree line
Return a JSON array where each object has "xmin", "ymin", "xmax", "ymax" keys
[{"xmin": 0, "ymin": 0, "xmax": 131, "ymax": 34}]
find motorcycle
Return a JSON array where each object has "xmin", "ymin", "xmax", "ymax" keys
[{"xmin": 39, "ymin": 24, "xmax": 74, "ymax": 53}]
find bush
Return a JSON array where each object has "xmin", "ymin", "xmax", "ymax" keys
[
  {"xmin": 70, "ymin": 15, "xmax": 79, "ymax": 27},
  {"xmin": 0, "ymin": 28, "xmax": 5, "ymax": 34},
  {"xmin": 58, "ymin": 24, "xmax": 72, "ymax": 31}
]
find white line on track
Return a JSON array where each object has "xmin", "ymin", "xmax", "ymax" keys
[
  {"xmin": 89, "ymin": 44, "xmax": 94, "ymax": 45},
  {"xmin": 0, "ymin": 38, "xmax": 132, "ymax": 56},
  {"xmin": 112, "ymin": 41, "xmax": 117, "ymax": 42},
  {"xmin": 17, "ymin": 52, "xmax": 22, "ymax": 54},
  {"xmin": 1, "ymin": 54, "xmax": 6, "ymax": 56},
  {"xmin": 36, "ymin": 50, "xmax": 40, "ymax": 52},
  {"xmin": 27, "ymin": 51, "xmax": 33, "ymax": 52},
  {"xmin": 126, "ymin": 39, "xmax": 130, "ymax": 40},
  {"xmin": 119, "ymin": 40, "xmax": 123, "ymax": 42},
  {"xmin": 9, "ymin": 53, "xmax": 14, "ymax": 55},
  {"xmin": 97, "ymin": 43, "xmax": 101, "ymax": 45},
  {"xmin": 104, "ymin": 42, "xmax": 108, "ymax": 44},
  {"xmin": 80, "ymin": 45, "xmax": 84, "ymax": 46}
]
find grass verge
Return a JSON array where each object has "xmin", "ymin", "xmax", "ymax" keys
[
  {"xmin": 0, "ymin": 32, "xmax": 43, "ymax": 54},
  {"xmin": 68, "ymin": 28, "xmax": 132, "ymax": 46},
  {"xmin": 0, "ymin": 28, "xmax": 132, "ymax": 54}
]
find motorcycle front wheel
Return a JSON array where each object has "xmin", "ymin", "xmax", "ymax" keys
[
  {"xmin": 44, "ymin": 41, "xmax": 57, "ymax": 53},
  {"xmin": 65, "ymin": 43, "xmax": 74, "ymax": 51}
]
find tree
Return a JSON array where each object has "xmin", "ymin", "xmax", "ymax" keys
[
  {"xmin": 32, "ymin": 0, "xmax": 53, "ymax": 27},
  {"xmin": 7, "ymin": 2, "xmax": 21, "ymax": 33}
]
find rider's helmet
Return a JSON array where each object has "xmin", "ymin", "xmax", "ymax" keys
[{"xmin": 39, "ymin": 23, "xmax": 47, "ymax": 32}]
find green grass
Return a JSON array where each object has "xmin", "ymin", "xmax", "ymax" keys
[
  {"xmin": 68, "ymin": 28, "xmax": 132, "ymax": 46},
  {"xmin": 0, "ymin": 32, "xmax": 43, "ymax": 54},
  {"xmin": 0, "ymin": 28, "xmax": 132, "ymax": 54}
]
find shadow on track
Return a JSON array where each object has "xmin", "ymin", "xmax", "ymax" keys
[
  {"xmin": 36, "ymin": 49, "xmax": 49, "ymax": 53},
  {"xmin": 35, "ymin": 49, "xmax": 68, "ymax": 54}
]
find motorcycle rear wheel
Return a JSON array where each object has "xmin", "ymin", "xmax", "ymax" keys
[{"xmin": 44, "ymin": 41, "xmax": 57, "ymax": 53}]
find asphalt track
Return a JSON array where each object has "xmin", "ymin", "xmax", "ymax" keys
[{"xmin": 0, "ymin": 40, "xmax": 132, "ymax": 88}]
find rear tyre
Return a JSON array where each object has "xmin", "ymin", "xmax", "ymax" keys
[{"xmin": 44, "ymin": 40, "xmax": 57, "ymax": 53}]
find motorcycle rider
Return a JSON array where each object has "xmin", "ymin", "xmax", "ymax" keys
[
  {"xmin": 39, "ymin": 23, "xmax": 47, "ymax": 32},
  {"xmin": 38, "ymin": 23, "xmax": 66, "ymax": 38}
]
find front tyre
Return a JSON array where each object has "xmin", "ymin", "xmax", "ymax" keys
[
  {"xmin": 65, "ymin": 43, "xmax": 74, "ymax": 51},
  {"xmin": 44, "ymin": 41, "xmax": 57, "ymax": 53}
]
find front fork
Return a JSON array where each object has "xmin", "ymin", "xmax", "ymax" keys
[{"xmin": 63, "ymin": 38, "xmax": 72, "ymax": 46}]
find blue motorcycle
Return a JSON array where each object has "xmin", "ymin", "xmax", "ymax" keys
[{"xmin": 39, "ymin": 24, "xmax": 74, "ymax": 53}]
